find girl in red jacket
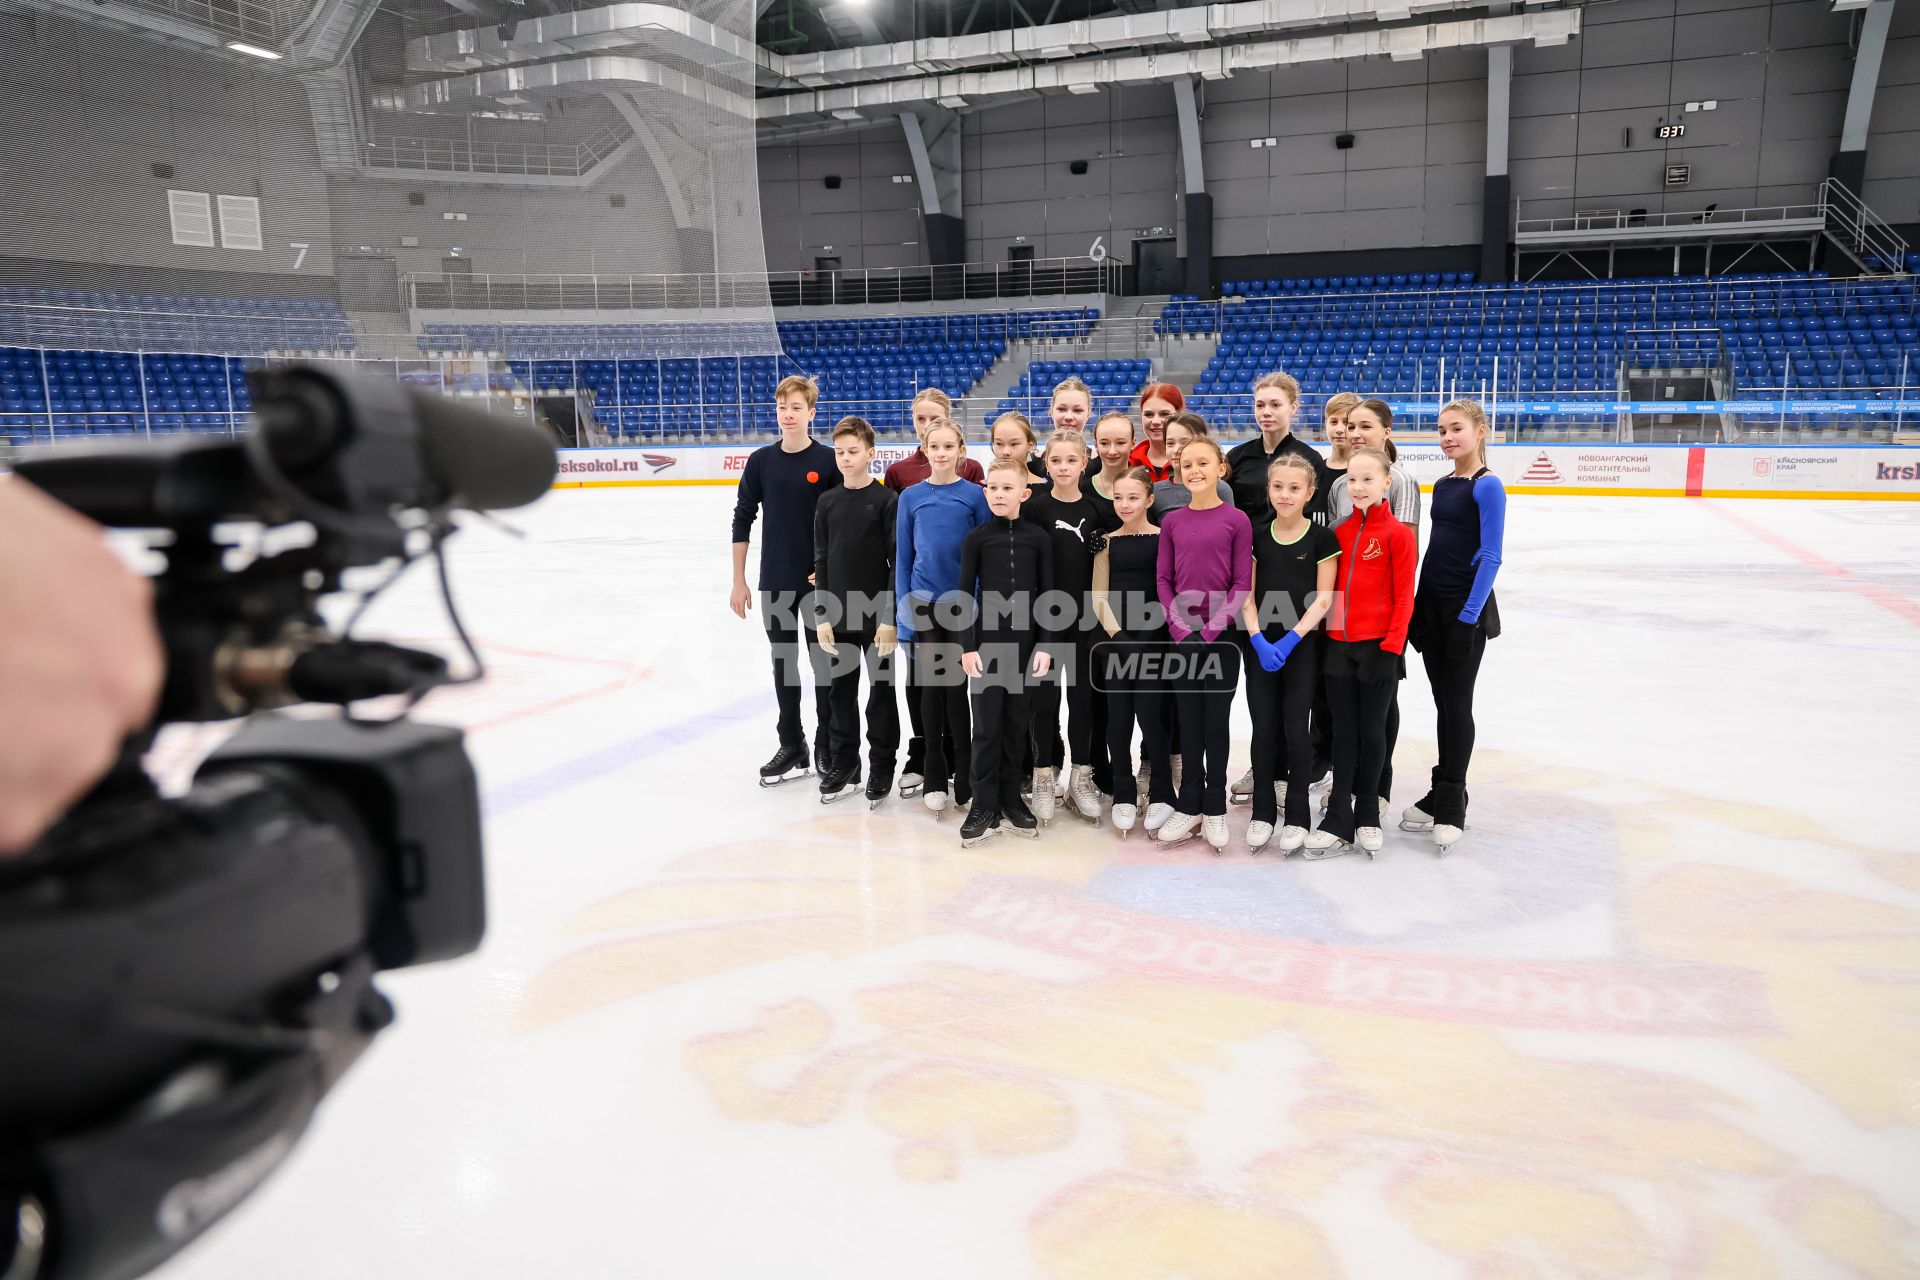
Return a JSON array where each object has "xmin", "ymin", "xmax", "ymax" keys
[{"xmin": 1303, "ymin": 447, "xmax": 1415, "ymax": 859}]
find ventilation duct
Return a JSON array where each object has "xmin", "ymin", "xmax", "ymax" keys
[
  {"xmin": 406, "ymin": 0, "xmax": 1548, "ymax": 90},
  {"xmin": 302, "ymin": 63, "xmax": 366, "ymax": 172},
  {"xmin": 768, "ymin": 0, "xmax": 1527, "ymax": 86},
  {"xmin": 409, "ymin": 2, "xmax": 755, "ymax": 89},
  {"xmin": 759, "ymin": 8, "xmax": 1582, "ymax": 124},
  {"xmin": 408, "ymin": 53, "xmax": 757, "ymax": 120},
  {"xmin": 285, "ymin": 0, "xmax": 381, "ymax": 68}
]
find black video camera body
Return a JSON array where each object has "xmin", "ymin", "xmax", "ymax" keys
[{"xmin": 0, "ymin": 365, "xmax": 557, "ymax": 1280}]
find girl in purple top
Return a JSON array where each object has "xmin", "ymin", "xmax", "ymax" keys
[{"xmin": 1154, "ymin": 437, "xmax": 1252, "ymax": 852}]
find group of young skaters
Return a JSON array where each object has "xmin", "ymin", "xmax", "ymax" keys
[{"xmin": 728, "ymin": 369, "xmax": 1505, "ymax": 858}]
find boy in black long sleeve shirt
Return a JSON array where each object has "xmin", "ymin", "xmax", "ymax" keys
[
  {"xmin": 812, "ymin": 417, "xmax": 900, "ymax": 805},
  {"xmin": 730, "ymin": 375, "xmax": 841, "ymax": 786},
  {"xmin": 956, "ymin": 459, "xmax": 1056, "ymax": 845}
]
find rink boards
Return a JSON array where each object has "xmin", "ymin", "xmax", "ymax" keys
[{"xmin": 551, "ymin": 442, "xmax": 1920, "ymax": 501}]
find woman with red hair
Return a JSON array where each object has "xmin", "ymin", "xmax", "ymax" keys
[{"xmin": 1129, "ymin": 383, "xmax": 1184, "ymax": 481}]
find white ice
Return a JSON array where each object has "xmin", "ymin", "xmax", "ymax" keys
[{"xmin": 158, "ymin": 488, "xmax": 1920, "ymax": 1280}]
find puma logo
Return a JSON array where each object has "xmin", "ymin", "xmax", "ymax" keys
[
  {"xmin": 1054, "ymin": 517, "xmax": 1088, "ymax": 543},
  {"xmin": 1361, "ymin": 537, "xmax": 1383, "ymax": 561}
]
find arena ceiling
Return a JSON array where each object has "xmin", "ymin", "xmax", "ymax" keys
[{"xmin": 5, "ymin": 0, "xmax": 1588, "ymax": 148}]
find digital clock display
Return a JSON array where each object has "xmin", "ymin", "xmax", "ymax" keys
[{"xmin": 1657, "ymin": 123, "xmax": 1687, "ymax": 140}]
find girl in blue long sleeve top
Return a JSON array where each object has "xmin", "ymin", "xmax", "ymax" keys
[
  {"xmin": 1403, "ymin": 399, "xmax": 1506, "ymax": 852},
  {"xmin": 896, "ymin": 418, "xmax": 992, "ymax": 815}
]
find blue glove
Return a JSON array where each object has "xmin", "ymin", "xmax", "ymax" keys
[{"xmin": 1250, "ymin": 631, "xmax": 1300, "ymax": 672}]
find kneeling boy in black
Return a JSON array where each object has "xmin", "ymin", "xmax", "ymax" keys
[
  {"xmin": 957, "ymin": 458, "xmax": 1056, "ymax": 846},
  {"xmin": 813, "ymin": 416, "xmax": 901, "ymax": 806}
]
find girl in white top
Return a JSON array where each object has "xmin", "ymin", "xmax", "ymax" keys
[{"xmin": 1326, "ymin": 398, "xmax": 1420, "ymax": 532}]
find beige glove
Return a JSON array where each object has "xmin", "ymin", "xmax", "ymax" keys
[
  {"xmin": 875, "ymin": 624, "xmax": 897, "ymax": 657},
  {"xmin": 816, "ymin": 622, "xmax": 837, "ymax": 655}
]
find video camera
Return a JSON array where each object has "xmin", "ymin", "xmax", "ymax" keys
[{"xmin": 0, "ymin": 365, "xmax": 557, "ymax": 1280}]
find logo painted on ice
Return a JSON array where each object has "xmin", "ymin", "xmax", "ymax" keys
[{"xmin": 1521, "ymin": 452, "xmax": 1563, "ymax": 483}]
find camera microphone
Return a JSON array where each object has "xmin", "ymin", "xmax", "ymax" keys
[{"xmin": 249, "ymin": 366, "xmax": 558, "ymax": 517}]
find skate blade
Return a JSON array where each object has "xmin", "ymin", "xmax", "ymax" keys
[
  {"xmin": 820, "ymin": 788, "xmax": 860, "ymax": 805},
  {"xmin": 899, "ymin": 784, "xmax": 924, "ymax": 799},
  {"xmin": 1073, "ymin": 811, "xmax": 1102, "ymax": 827},
  {"xmin": 759, "ymin": 768, "xmax": 812, "ymax": 788},
  {"xmin": 1004, "ymin": 825, "xmax": 1040, "ymax": 840},
  {"xmin": 960, "ymin": 829, "xmax": 1002, "ymax": 847},
  {"xmin": 1299, "ymin": 844, "xmax": 1361, "ymax": 860}
]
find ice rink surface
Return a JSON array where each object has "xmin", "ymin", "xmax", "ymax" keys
[{"xmin": 162, "ymin": 486, "xmax": 1920, "ymax": 1280}]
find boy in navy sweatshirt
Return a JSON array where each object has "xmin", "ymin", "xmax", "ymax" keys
[
  {"xmin": 956, "ymin": 458, "xmax": 1056, "ymax": 846},
  {"xmin": 730, "ymin": 374, "xmax": 841, "ymax": 787},
  {"xmin": 812, "ymin": 416, "xmax": 900, "ymax": 806}
]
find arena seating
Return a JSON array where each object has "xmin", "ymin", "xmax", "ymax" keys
[
  {"xmin": 417, "ymin": 308, "xmax": 1097, "ymax": 439},
  {"xmin": 1172, "ymin": 271, "xmax": 1920, "ymax": 431},
  {"xmin": 6, "ymin": 277, "xmax": 1916, "ymax": 447},
  {"xmin": 0, "ymin": 287, "xmax": 352, "ymax": 355},
  {"xmin": 996, "ymin": 358, "xmax": 1152, "ymax": 423},
  {"xmin": 0, "ymin": 347, "xmax": 252, "ymax": 445},
  {"xmin": 419, "ymin": 307, "xmax": 1094, "ymax": 358}
]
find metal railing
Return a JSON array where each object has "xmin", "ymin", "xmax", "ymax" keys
[
  {"xmin": 1515, "ymin": 200, "xmax": 1827, "ymax": 239},
  {"xmin": 402, "ymin": 256, "xmax": 1127, "ymax": 313},
  {"xmin": 1159, "ymin": 273, "xmax": 1920, "ymax": 335},
  {"xmin": 0, "ymin": 302, "xmax": 354, "ymax": 357},
  {"xmin": 5, "ymin": 360, "xmax": 1912, "ymax": 455},
  {"xmin": 362, "ymin": 127, "xmax": 627, "ymax": 178},
  {"xmin": 5, "ymin": 392, "xmax": 1907, "ymax": 452},
  {"xmin": 1819, "ymin": 178, "xmax": 1909, "ymax": 273}
]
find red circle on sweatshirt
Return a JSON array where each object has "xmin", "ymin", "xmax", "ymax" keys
[{"xmin": 806, "ymin": 471, "xmax": 819, "ymax": 483}]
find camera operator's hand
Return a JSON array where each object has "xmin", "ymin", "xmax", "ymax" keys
[{"xmin": 0, "ymin": 479, "xmax": 163, "ymax": 855}]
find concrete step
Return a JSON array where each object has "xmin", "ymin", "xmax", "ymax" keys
[
  {"xmin": 961, "ymin": 340, "xmax": 1041, "ymax": 426},
  {"xmin": 345, "ymin": 310, "xmax": 416, "ymax": 360}
]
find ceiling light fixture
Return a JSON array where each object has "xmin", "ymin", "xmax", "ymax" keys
[{"xmin": 225, "ymin": 41, "xmax": 283, "ymax": 59}]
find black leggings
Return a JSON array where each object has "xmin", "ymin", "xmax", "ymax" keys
[
  {"xmin": 1030, "ymin": 630, "xmax": 1098, "ymax": 774},
  {"xmin": 913, "ymin": 620, "xmax": 972, "ymax": 804},
  {"xmin": 900, "ymin": 656, "xmax": 959, "ymax": 778},
  {"xmin": 762, "ymin": 596, "xmax": 832, "ymax": 756},
  {"xmin": 1322, "ymin": 641, "xmax": 1396, "ymax": 840},
  {"xmin": 1381, "ymin": 684, "xmax": 1400, "ymax": 802},
  {"xmin": 1310, "ymin": 675, "xmax": 1333, "ymax": 780},
  {"xmin": 1172, "ymin": 634, "xmax": 1241, "ymax": 817},
  {"xmin": 1415, "ymin": 594, "xmax": 1488, "ymax": 827},
  {"xmin": 823, "ymin": 628, "xmax": 901, "ymax": 775},
  {"xmin": 1099, "ymin": 630, "xmax": 1175, "ymax": 808},
  {"xmin": 1245, "ymin": 632, "xmax": 1320, "ymax": 827},
  {"xmin": 970, "ymin": 640, "xmax": 1037, "ymax": 812}
]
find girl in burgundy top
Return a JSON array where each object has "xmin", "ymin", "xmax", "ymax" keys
[{"xmin": 1154, "ymin": 437, "xmax": 1252, "ymax": 852}]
